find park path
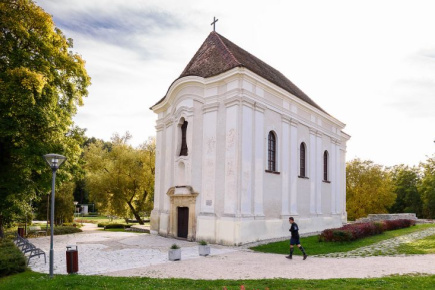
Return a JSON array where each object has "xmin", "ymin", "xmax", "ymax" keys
[{"xmin": 28, "ymin": 224, "xmax": 435, "ymax": 280}]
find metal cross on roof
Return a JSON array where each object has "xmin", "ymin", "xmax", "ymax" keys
[{"xmin": 211, "ymin": 17, "xmax": 218, "ymax": 31}]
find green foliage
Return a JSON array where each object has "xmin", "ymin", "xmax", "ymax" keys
[
  {"xmin": 84, "ymin": 133, "xmax": 155, "ymax": 225},
  {"xmin": 389, "ymin": 165, "xmax": 422, "ymax": 216},
  {"xmin": 419, "ymin": 155, "xmax": 435, "ymax": 219},
  {"xmin": 0, "ymin": 0, "xmax": 90, "ymax": 235},
  {"xmin": 170, "ymin": 243, "xmax": 180, "ymax": 249},
  {"xmin": 53, "ymin": 226, "xmax": 81, "ymax": 235},
  {"xmin": 346, "ymin": 159, "xmax": 396, "ymax": 220},
  {"xmin": 97, "ymin": 223, "xmax": 131, "ymax": 229},
  {"xmin": 198, "ymin": 240, "xmax": 208, "ymax": 245},
  {"xmin": 0, "ymin": 240, "xmax": 26, "ymax": 277}
]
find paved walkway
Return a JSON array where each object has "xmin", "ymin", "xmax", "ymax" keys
[{"xmin": 27, "ymin": 224, "xmax": 435, "ymax": 279}]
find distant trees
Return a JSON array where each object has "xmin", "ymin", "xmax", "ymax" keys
[
  {"xmin": 84, "ymin": 133, "xmax": 155, "ymax": 224},
  {"xmin": 0, "ymin": 0, "xmax": 90, "ymax": 236},
  {"xmin": 346, "ymin": 155, "xmax": 435, "ymax": 220},
  {"xmin": 419, "ymin": 156, "xmax": 435, "ymax": 218},
  {"xmin": 346, "ymin": 159, "xmax": 395, "ymax": 221},
  {"xmin": 389, "ymin": 165, "xmax": 422, "ymax": 217}
]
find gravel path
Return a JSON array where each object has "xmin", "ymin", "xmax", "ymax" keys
[{"xmin": 28, "ymin": 224, "xmax": 435, "ymax": 280}]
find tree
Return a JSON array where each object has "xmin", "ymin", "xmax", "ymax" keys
[
  {"xmin": 0, "ymin": 0, "xmax": 90, "ymax": 236},
  {"xmin": 346, "ymin": 159, "xmax": 395, "ymax": 221},
  {"xmin": 389, "ymin": 165, "xmax": 422, "ymax": 217},
  {"xmin": 419, "ymin": 155, "xmax": 435, "ymax": 219},
  {"xmin": 84, "ymin": 133, "xmax": 155, "ymax": 224}
]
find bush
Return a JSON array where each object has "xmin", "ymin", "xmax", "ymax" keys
[
  {"xmin": 383, "ymin": 219, "xmax": 416, "ymax": 231},
  {"xmin": 53, "ymin": 226, "xmax": 82, "ymax": 235},
  {"xmin": 319, "ymin": 219, "xmax": 415, "ymax": 242},
  {"xmin": 98, "ymin": 223, "xmax": 131, "ymax": 229},
  {"xmin": 0, "ymin": 239, "xmax": 26, "ymax": 277}
]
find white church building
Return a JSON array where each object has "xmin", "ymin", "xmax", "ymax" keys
[{"xmin": 150, "ymin": 32, "xmax": 350, "ymax": 245}]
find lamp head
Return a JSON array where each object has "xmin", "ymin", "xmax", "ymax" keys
[{"xmin": 43, "ymin": 154, "xmax": 67, "ymax": 170}]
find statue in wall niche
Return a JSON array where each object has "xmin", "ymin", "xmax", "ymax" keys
[{"xmin": 180, "ymin": 121, "xmax": 188, "ymax": 156}]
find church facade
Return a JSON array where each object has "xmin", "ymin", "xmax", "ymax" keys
[{"xmin": 150, "ymin": 32, "xmax": 350, "ymax": 245}]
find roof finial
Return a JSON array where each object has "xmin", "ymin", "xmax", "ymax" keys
[{"xmin": 211, "ymin": 16, "xmax": 218, "ymax": 32}]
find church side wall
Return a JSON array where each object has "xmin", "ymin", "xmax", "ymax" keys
[{"xmin": 152, "ymin": 70, "xmax": 350, "ymax": 245}]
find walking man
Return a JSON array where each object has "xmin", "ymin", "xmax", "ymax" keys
[{"xmin": 286, "ymin": 217, "xmax": 307, "ymax": 260}]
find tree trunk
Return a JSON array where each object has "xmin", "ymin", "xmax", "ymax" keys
[
  {"xmin": 0, "ymin": 213, "xmax": 4, "ymax": 239},
  {"xmin": 126, "ymin": 201, "xmax": 144, "ymax": 225}
]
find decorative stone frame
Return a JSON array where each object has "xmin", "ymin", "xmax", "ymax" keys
[{"xmin": 166, "ymin": 186, "xmax": 198, "ymax": 241}]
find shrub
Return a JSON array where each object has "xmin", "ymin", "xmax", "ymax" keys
[
  {"xmin": 319, "ymin": 219, "xmax": 415, "ymax": 242},
  {"xmin": 0, "ymin": 239, "xmax": 26, "ymax": 277},
  {"xmin": 170, "ymin": 244, "xmax": 180, "ymax": 249},
  {"xmin": 383, "ymin": 219, "xmax": 415, "ymax": 231},
  {"xmin": 198, "ymin": 240, "xmax": 208, "ymax": 245},
  {"xmin": 53, "ymin": 226, "xmax": 82, "ymax": 235},
  {"xmin": 98, "ymin": 223, "xmax": 131, "ymax": 229}
]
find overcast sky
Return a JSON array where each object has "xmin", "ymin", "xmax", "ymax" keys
[{"xmin": 36, "ymin": 0, "xmax": 434, "ymax": 167}]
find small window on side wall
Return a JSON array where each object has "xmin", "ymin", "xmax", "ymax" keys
[
  {"xmin": 300, "ymin": 142, "xmax": 306, "ymax": 177},
  {"xmin": 267, "ymin": 131, "xmax": 276, "ymax": 172}
]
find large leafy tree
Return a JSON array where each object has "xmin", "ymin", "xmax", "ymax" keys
[
  {"xmin": 419, "ymin": 155, "xmax": 435, "ymax": 219},
  {"xmin": 84, "ymin": 133, "xmax": 155, "ymax": 224},
  {"xmin": 0, "ymin": 0, "xmax": 90, "ymax": 236},
  {"xmin": 389, "ymin": 165, "xmax": 422, "ymax": 217},
  {"xmin": 346, "ymin": 159, "xmax": 396, "ymax": 220}
]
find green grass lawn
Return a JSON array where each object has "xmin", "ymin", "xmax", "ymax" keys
[
  {"xmin": 251, "ymin": 224, "xmax": 435, "ymax": 256},
  {"xmin": 1, "ymin": 271, "xmax": 434, "ymax": 290}
]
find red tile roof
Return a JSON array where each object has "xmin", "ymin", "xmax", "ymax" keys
[{"xmin": 152, "ymin": 32, "xmax": 326, "ymax": 113}]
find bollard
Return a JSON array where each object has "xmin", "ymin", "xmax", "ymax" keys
[
  {"xmin": 66, "ymin": 245, "xmax": 79, "ymax": 274},
  {"xmin": 17, "ymin": 227, "xmax": 25, "ymax": 237}
]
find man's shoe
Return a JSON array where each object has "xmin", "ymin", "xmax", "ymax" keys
[
  {"xmin": 303, "ymin": 254, "xmax": 308, "ymax": 260},
  {"xmin": 285, "ymin": 255, "xmax": 292, "ymax": 259}
]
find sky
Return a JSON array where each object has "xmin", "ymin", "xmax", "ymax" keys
[{"xmin": 35, "ymin": 0, "xmax": 435, "ymax": 167}]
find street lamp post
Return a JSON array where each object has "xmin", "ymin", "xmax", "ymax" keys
[{"xmin": 43, "ymin": 154, "xmax": 66, "ymax": 278}]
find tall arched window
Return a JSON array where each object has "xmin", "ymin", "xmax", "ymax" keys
[
  {"xmin": 323, "ymin": 150, "xmax": 329, "ymax": 181},
  {"xmin": 179, "ymin": 120, "xmax": 188, "ymax": 156},
  {"xmin": 268, "ymin": 131, "xmax": 276, "ymax": 171},
  {"xmin": 300, "ymin": 142, "xmax": 306, "ymax": 177}
]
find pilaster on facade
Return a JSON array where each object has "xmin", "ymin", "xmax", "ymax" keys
[
  {"xmin": 155, "ymin": 122, "xmax": 165, "ymax": 132},
  {"xmin": 330, "ymin": 141, "xmax": 337, "ymax": 214},
  {"xmin": 315, "ymin": 131, "xmax": 323, "ymax": 214},
  {"xmin": 253, "ymin": 104, "xmax": 264, "ymax": 216},
  {"xmin": 240, "ymin": 104, "xmax": 254, "ymax": 215},
  {"xmin": 224, "ymin": 95, "xmax": 240, "ymax": 108},
  {"xmin": 309, "ymin": 129, "xmax": 317, "ymax": 214},
  {"xmin": 202, "ymin": 102, "xmax": 220, "ymax": 114},
  {"xmin": 281, "ymin": 117, "xmax": 290, "ymax": 216},
  {"xmin": 224, "ymin": 103, "xmax": 239, "ymax": 215},
  {"xmin": 254, "ymin": 102, "xmax": 266, "ymax": 113},
  {"xmin": 289, "ymin": 118, "xmax": 298, "ymax": 215}
]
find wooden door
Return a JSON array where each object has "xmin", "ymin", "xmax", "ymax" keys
[{"xmin": 177, "ymin": 207, "xmax": 189, "ymax": 238}]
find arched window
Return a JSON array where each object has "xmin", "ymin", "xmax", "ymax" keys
[
  {"xmin": 300, "ymin": 142, "xmax": 306, "ymax": 177},
  {"xmin": 179, "ymin": 120, "xmax": 188, "ymax": 156},
  {"xmin": 323, "ymin": 150, "xmax": 329, "ymax": 181},
  {"xmin": 268, "ymin": 131, "xmax": 276, "ymax": 171}
]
